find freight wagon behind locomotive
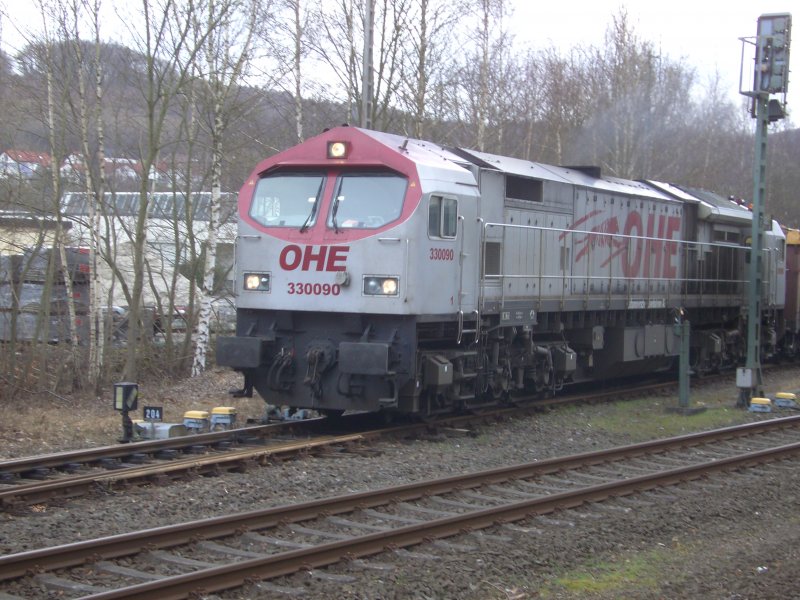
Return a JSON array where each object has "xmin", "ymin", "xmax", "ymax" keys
[{"xmin": 217, "ymin": 126, "xmax": 786, "ymax": 417}]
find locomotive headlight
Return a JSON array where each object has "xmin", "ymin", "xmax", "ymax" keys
[
  {"xmin": 363, "ymin": 276, "xmax": 399, "ymax": 296},
  {"xmin": 244, "ymin": 272, "xmax": 270, "ymax": 291},
  {"xmin": 327, "ymin": 141, "xmax": 349, "ymax": 159},
  {"xmin": 382, "ymin": 278, "xmax": 398, "ymax": 295}
]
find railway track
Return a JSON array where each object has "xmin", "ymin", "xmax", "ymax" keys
[
  {"xmin": 0, "ymin": 416, "xmax": 384, "ymax": 508},
  {"xmin": 0, "ymin": 377, "xmax": 714, "ymax": 509},
  {"xmin": 1, "ymin": 415, "xmax": 799, "ymax": 599}
]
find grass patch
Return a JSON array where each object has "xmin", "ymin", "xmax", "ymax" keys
[
  {"xmin": 586, "ymin": 396, "xmax": 751, "ymax": 440},
  {"xmin": 541, "ymin": 546, "xmax": 687, "ymax": 598}
]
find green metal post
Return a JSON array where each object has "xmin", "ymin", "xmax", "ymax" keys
[
  {"xmin": 668, "ymin": 311, "xmax": 704, "ymax": 416},
  {"xmin": 736, "ymin": 12, "xmax": 791, "ymax": 407},
  {"xmin": 678, "ymin": 318, "xmax": 690, "ymax": 409},
  {"xmin": 738, "ymin": 94, "xmax": 769, "ymax": 407}
]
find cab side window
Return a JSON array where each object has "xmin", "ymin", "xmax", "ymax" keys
[{"xmin": 429, "ymin": 196, "xmax": 458, "ymax": 238}]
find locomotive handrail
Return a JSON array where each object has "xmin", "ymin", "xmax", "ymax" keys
[
  {"xmin": 456, "ymin": 309, "xmax": 481, "ymax": 345},
  {"xmin": 479, "ymin": 221, "xmax": 754, "ymax": 307},
  {"xmin": 457, "ymin": 215, "xmax": 466, "ymax": 313},
  {"xmin": 404, "ymin": 238, "xmax": 410, "ymax": 303},
  {"xmin": 505, "ymin": 223, "xmax": 513, "ymax": 307},
  {"xmin": 477, "ymin": 217, "xmax": 486, "ymax": 314}
]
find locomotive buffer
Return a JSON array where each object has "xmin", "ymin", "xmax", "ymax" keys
[{"xmin": 737, "ymin": 13, "xmax": 792, "ymax": 407}]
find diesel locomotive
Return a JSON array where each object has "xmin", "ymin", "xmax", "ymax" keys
[{"xmin": 216, "ymin": 126, "xmax": 789, "ymax": 417}]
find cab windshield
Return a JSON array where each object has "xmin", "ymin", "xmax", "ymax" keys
[
  {"xmin": 328, "ymin": 173, "xmax": 407, "ymax": 230},
  {"xmin": 250, "ymin": 172, "xmax": 325, "ymax": 228}
]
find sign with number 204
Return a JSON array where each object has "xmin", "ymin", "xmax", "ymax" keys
[{"xmin": 143, "ymin": 406, "xmax": 163, "ymax": 422}]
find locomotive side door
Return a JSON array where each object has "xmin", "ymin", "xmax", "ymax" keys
[
  {"xmin": 426, "ymin": 191, "xmax": 479, "ymax": 316},
  {"xmin": 457, "ymin": 191, "xmax": 480, "ymax": 315}
]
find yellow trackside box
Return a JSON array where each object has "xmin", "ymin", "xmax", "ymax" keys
[
  {"xmin": 184, "ymin": 410, "xmax": 210, "ymax": 419},
  {"xmin": 211, "ymin": 406, "xmax": 237, "ymax": 428},
  {"xmin": 183, "ymin": 410, "xmax": 210, "ymax": 430}
]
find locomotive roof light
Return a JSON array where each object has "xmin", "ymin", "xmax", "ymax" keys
[{"xmin": 327, "ymin": 141, "xmax": 349, "ymax": 159}]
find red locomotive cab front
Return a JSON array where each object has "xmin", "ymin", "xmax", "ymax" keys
[
  {"xmin": 233, "ymin": 127, "xmax": 425, "ymax": 315},
  {"xmin": 238, "ymin": 127, "xmax": 423, "ymax": 244}
]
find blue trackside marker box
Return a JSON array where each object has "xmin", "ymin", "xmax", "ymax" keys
[
  {"xmin": 772, "ymin": 392, "xmax": 797, "ymax": 409},
  {"xmin": 748, "ymin": 397, "xmax": 772, "ymax": 413}
]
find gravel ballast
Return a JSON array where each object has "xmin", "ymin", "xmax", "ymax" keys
[{"xmin": 1, "ymin": 367, "xmax": 799, "ymax": 599}]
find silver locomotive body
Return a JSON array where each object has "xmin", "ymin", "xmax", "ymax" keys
[{"xmin": 218, "ymin": 126, "xmax": 785, "ymax": 416}]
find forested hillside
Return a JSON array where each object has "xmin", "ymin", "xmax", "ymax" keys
[{"xmin": 0, "ymin": 2, "xmax": 796, "ymax": 221}]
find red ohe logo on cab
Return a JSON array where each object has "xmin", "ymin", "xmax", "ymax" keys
[{"xmin": 279, "ymin": 244, "xmax": 349, "ymax": 272}]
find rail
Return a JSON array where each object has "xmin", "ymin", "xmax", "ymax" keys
[
  {"xmin": 0, "ymin": 373, "xmax": 746, "ymax": 508},
  {"xmin": 1, "ymin": 415, "xmax": 798, "ymax": 598}
]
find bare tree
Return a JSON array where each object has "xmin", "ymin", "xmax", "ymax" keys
[
  {"xmin": 268, "ymin": 0, "xmax": 312, "ymax": 142},
  {"xmin": 289, "ymin": 0, "xmax": 305, "ymax": 141},
  {"xmin": 119, "ymin": 0, "xmax": 220, "ymax": 382},
  {"xmin": 395, "ymin": 0, "xmax": 458, "ymax": 138},
  {"xmin": 57, "ymin": 0, "xmax": 108, "ymax": 388},
  {"xmin": 190, "ymin": 0, "xmax": 258, "ymax": 376},
  {"xmin": 310, "ymin": 0, "xmax": 409, "ymax": 131},
  {"xmin": 310, "ymin": 0, "xmax": 360, "ymax": 120},
  {"xmin": 38, "ymin": 1, "xmax": 81, "ymax": 383},
  {"xmin": 677, "ymin": 71, "xmax": 742, "ymax": 189},
  {"xmin": 568, "ymin": 10, "xmax": 695, "ymax": 179},
  {"xmin": 0, "ymin": 0, "xmax": 94, "ymax": 393},
  {"xmin": 514, "ymin": 48, "xmax": 592, "ymax": 164},
  {"xmin": 451, "ymin": 0, "xmax": 515, "ymax": 152},
  {"xmin": 474, "ymin": 0, "xmax": 495, "ymax": 150}
]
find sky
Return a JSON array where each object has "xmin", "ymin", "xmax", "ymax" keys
[
  {"xmin": 508, "ymin": 0, "xmax": 795, "ymax": 103},
  {"xmin": 0, "ymin": 0, "xmax": 794, "ymax": 103}
]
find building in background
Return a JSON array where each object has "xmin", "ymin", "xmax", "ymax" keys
[
  {"xmin": 0, "ymin": 150, "xmax": 51, "ymax": 179},
  {"xmin": 61, "ymin": 190, "xmax": 237, "ymax": 312}
]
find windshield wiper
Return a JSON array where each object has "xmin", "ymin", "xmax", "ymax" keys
[
  {"xmin": 331, "ymin": 195, "xmax": 341, "ymax": 233},
  {"xmin": 299, "ymin": 197, "xmax": 318, "ymax": 233}
]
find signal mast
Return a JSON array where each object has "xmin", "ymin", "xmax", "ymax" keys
[{"xmin": 737, "ymin": 13, "xmax": 792, "ymax": 407}]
